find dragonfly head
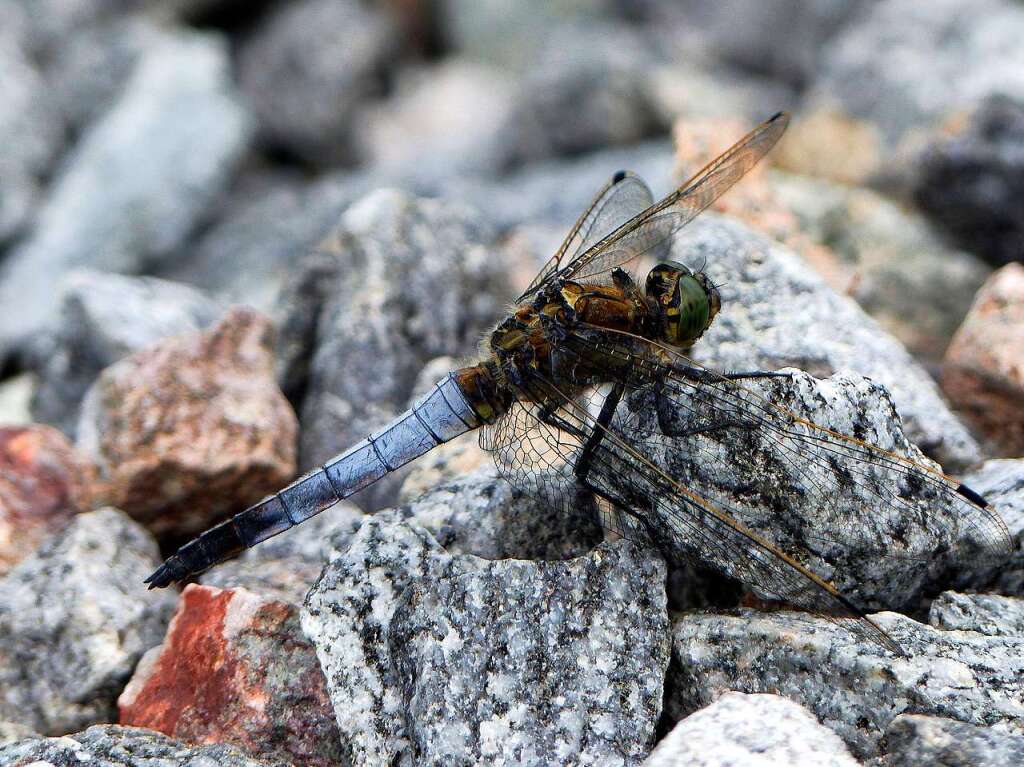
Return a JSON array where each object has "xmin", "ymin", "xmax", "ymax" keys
[{"xmin": 645, "ymin": 261, "xmax": 721, "ymax": 346}]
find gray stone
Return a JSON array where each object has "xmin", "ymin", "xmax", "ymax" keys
[
  {"xmin": 237, "ymin": 0, "xmax": 398, "ymax": 166},
  {"xmin": 878, "ymin": 714, "xmax": 1024, "ymax": 767},
  {"xmin": 293, "ymin": 189, "xmax": 511, "ymax": 508},
  {"xmin": 679, "ymin": 213, "xmax": 981, "ymax": 470},
  {"xmin": 163, "ymin": 169, "xmax": 377, "ymax": 314},
  {"xmin": 302, "ymin": 515, "xmax": 669, "ymax": 767},
  {"xmin": 0, "ymin": 508, "xmax": 177, "ymax": 734},
  {"xmin": 644, "ymin": 692, "xmax": 859, "ymax": 767},
  {"xmin": 0, "ymin": 11, "xmax": 64, "ymax": 245},
  {"xmin": 666, "ymin": 609, "xmax": 1024, "ymax": 758},
  {"xmin": 929, "ymin": 592, "xmax": 1024, "ymax": 637},
  {"xmin": 201, "ymin": 501, "xmax": 365, "ymax": 605},
  {"xmin": 398, "ymin": 464, "xmax": 603, "ymax": 561},
  {"xmin": 808, "ymin": 0, "xmax": 1024, "ymax": 146},
  {"xmin": 770, "ymin": 170, "xmax": 990, "ymax": 360},
  {"xmin": 0, "ymin": 721, "xmax": 36, "ymax": 746},
  {"xmin": 0, "ymin": 29, "xmax": 251, "ymax": 363},
  {"xmin": 0, "ymin": 724, "xmax": 291, "ymax": 766},
  {"xmin": 958, "ymin": 459, "xmax": 1024, "ymax": 594},
  {"xmin": 620, "ymin": 369, "xmax": 1006, "ymax": 612},
  {"xmin": 29, "ymin": 270, "xmax": 222, "ymax": 437},
  {"xmin": 913, "ymin": 95, "xmax": 1024, "ymax": 267}
]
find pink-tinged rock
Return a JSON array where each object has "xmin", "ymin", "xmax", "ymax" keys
[
  {"xmin": 77, "ymin": 308, "xmax": 298, "ymax": 538},
  {"xmin": 0, "ymin": 424, "xmax": 94, "ymax": 575},
  {"xmin": 943, "ymin": 264, "xmax": 1024, "ymax": 455},
  {"xmin": 119, "ymin": 584, "xmax": 342, "ymax": 767}
]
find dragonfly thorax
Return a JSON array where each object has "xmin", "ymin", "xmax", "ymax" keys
[{"xmin": 645, "ymin": 261, "xmax": 721, "ymax": 347}]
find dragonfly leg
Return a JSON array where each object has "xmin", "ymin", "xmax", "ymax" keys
[{"xmin": 575, "ymin": 383, "xmax": 625, "ymax": 483}]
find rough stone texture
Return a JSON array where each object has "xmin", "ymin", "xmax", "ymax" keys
[
  {"xmin": 942, "ymin": 264, "xmax": 1024, "ymax": 456},
  {"xmin": 237, "ymin": 0, "xmax": 398, "ymax": 166},
  {"xmin": 76, "ymin": 308, "xmax": 297, "ymax": 539},
  {"xmin": 929, "ymin": 592, "xmax": 1024, "ymax": 637},
  {"xmin": 119, "ymin": 584, "xmax": 342, "ymax": 767},
  {"xmin": 622, "ymin": 369, "xmax": 1006, "ymax": 612},
  {"xmin": 769, "ymin": 171, "xmax": 990, "ymax": 360},
  {"xmin": 644, "ymin": 692, "xmax": 859, "ymax": 767},
  {"xmin": 913, "ymin": 96, "xmax": 1024, "ymax": 267},
  {"xmin": 0, "ymin": 29, "xmax": 251, "ymax": 362},
  {"xmin": 877, "ymin": 714, "xmax": 1024, "ymax": 767},
  {"xmin": 29, "ymin": 270, "xmax": 223, "ymax": 438},
  {"xmin": 679, "ymin": 213, "xmax": 981, "ymax": 470},
  {"xmin": 163, "ymin": 170, "xmax": 376, "ymax": 314},
  {"xmin": 0, "ymin": 721, "xmax": 36, "ymax": 746},
  {"xmin": 0, "ymin": 724, "xmax": 291, "ymax": 767},
  {"xmin": 200, "ymin": 502, "xmax": 365, "ymax": 605},
  {"xmin": 0, "ymin": 8, "xmax": 64, "ymax": 244},
  {"xmin": 666, "ymin": 609, "xmax": 1024, "ymax": 758},
  {"xmin": 0, "ymin": 508, "xmax": 177, "ymax": 734},
  {"xmin": 398, "ymin": 465, "xmax": 603, "ymax": 561},
  {"xmin": 807, "ymin": 0, "xmax": 1024, "ymax": 147},
  {"xmin": 302, "ymin": 515, "xmax": 670, "ymax": 766},
  {"xmin": 957, "ymin": 459, "xmax": 1024, "ymax": 595},
  {"xmin": 0, "ymin": 425, "xmax": 95, "ymax": 575},
  {"xmin": 293, "ymin": 190, "xmax": 510, "ymax": 508}
]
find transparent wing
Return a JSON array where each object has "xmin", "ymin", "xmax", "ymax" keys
[
  {"xmin": 554, "ymin": 112, "xmax": 789, "ymax": 288},
  {"xmin": 517, "ymin": 171, "xmax": 654, "ymax": 301},
  {"xmin": 486, "ymin": 366, "xmax": 903, "ymax": 655}
]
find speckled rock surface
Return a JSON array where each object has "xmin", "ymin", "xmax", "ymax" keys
[
  {"xmin": 0, "ymin": 424, "xmax": 94, "ymax": 575},
  {"xmin": 644, "ymin": 692, "xmax": 859, "ymax": 767},
  {"xmin": 0, "ymin": 508, "xmax": 176, "ymax": 734},
  {"xmin": 119, "ymin": 584, "xmax": 341, "ymax": 767},
  {"xmin": 293, "ymin": 190, "xmax": 510, "ymax": 508},
  {"xmin": 0, "ymin": 29, "xmax": 250, "ymax": 362},
  {"xmin": 678, "ymin": 213, "xmax": 981, "ymax": 470},
  {"xmin": 942, "ymin": 264, "xmax": 1024, "ymax": 456},
  {"xmin": 0, "ymin": 724, "xmax": 292, "ymax": 766},
  {"xmin": 0, "ymin": 721, "xmax": 36, "ymax": 746},
  {"xmin": 877, "ymin": 713, "xmax": 1024, "ymax": 767},
  {"xmin": 302, "ymin": 515, "xmax": 670, "ymax": 766},
  {"xmin": 200, "ymin": 503, "xmax": 365, "ymax": 605},
  {"xmin": 957, "ymin": 459, "xmax": 1024, "ymax": 595},
  {"xmin": 77, "ymin": 308, "xmax": 297, "ymax": 539},
  {"xmin": 29, "ymin": 270, "xmax": 223, "ymax": 438},
  {"xmin": 929, "ymin": 592, "xmax": 1024, "ymax": 637},
  {"xmin": 666, "ymin": 609, "xmax": 1024, "ymax": 758}
]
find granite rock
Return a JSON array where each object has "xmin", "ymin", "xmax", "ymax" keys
[
  {"xmin": 807, "ymin": 0, "xmax": 1024, "ymax": 147},
  {"xmin": 237, "ymin": 0, "xmax": 398, "ymax": 166},
  {"xmin": 644, "ymin": 692, "xmax": 858, "ymax": 767},
  {"xmin": 119, "ymin": 584, "xmax": 341, "ymax": 767},
  {"xmin": 877, "ymin": 714, "xmax": 1024, "ymax": 767},
  {"xmin": 29, "ymin": 270, "xmax": 223, "ymax": 438},
  {"xmin": 942, "ymin": 264, "xmax": 1024, "ymax": 456},
  {"xmin": 0, "ymin": 724, "xmax": 291, "ymax": 766},
  {"xmin": 0, "ymin": 508, "xmax": 176, "ymax": 734},
  {"xmin": 666, "ymin": 609, "xmax": 1024, "ymax": 758},
  {"xmin": 677, "ymin": 213, "xmax": 981, "ymax": 470},
  {"xmin": 0, "ymin": 425, "xmax": 95, "ymax": 575},
  {"xmin": 0, "ymin": 29, "xmax": 251, "ymax": 363},
  {"xmin": 77, "ymin": 308, "xmax": 297, "ymax": 539},
  {"xmin": 293, "ymin": 190, "xmax": 510, "ymax": 508},
  {"xmin": 929, "ymin": 592, "xmax": 1024, "ymax": 637},
  {"xmin": 913, "ymin": 96, "xmax": 1024, "ymax": 267},
  {"xmin": 0, "ymin": 721, "xmax": 36, "ymax": 746},
  {"xmin": 302, "ymin": 515, "xmax": 670, "ymax": 766}
]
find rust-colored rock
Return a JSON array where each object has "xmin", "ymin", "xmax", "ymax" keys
[
  {"xmin": 943, "ymin": 263, "xmax": 1024, "ymax": 455},
  {"xmin": 77, "ymin": 308, "xmax": 297, "ymax": 538},
  {"xmin": 119, "ymin": 583, "xmax": 342, "ymax": 767},
  {"xmin": 0, "ymin": 425, "xmax": 94, "ymax": 575}
]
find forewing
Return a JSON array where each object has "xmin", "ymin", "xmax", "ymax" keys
[
  {"xmin": 518, "ymin": 172, "xmax": 654, "ymax": 301},
  {"xmin": 554, "ymin": 112, "xmax": 789, "ymax": 287}
]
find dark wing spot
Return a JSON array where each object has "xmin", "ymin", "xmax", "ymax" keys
[
  {"xmin": 956, "ymin": 483, "xmax": 989, "ymax": 508},
  {"xmin": 612, "ymin": 170, "xmax": 627, "ymax": 184}
]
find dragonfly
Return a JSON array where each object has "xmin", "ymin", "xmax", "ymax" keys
[{"xmin": 147, "ymin": 113, "xmax": 1012, "ymax": 654}]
